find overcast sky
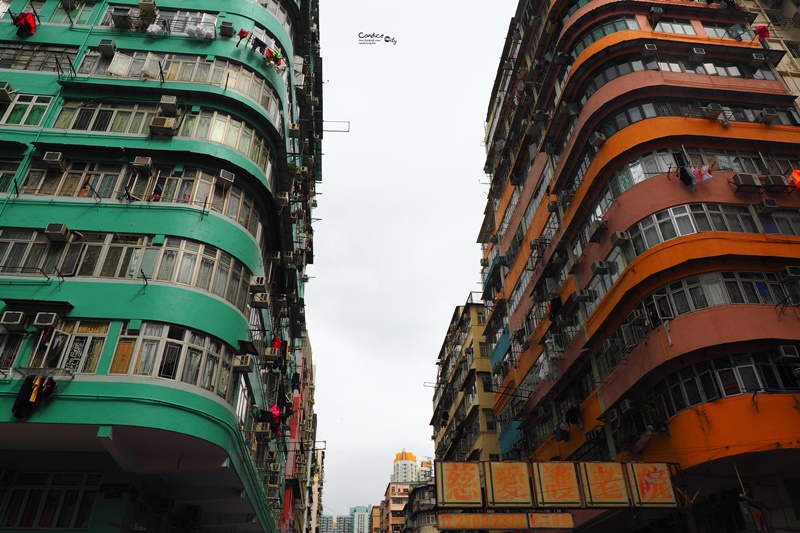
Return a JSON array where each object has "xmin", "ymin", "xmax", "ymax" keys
[{"xmin": 305, "ymin": 0, "xmax": 517, "ymax": 517}]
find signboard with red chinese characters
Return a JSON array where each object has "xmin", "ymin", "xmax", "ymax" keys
[
  {"xmin": 436, "ymin": 462, "xmax": 483, "ymax": 507},
  {"xmin": 437, "ymin": 513, "xmax": 529, "ymax": 530},
  {"xmin": 580, "ymin": 462, "xmax": 630, "ymax": 507},
  {"xmin": 483, "ymin": 462, "xmax": 533, "ymax": 507},
  {"xmin": 528, "ymin": 512, "xmax": 575, "ymax": 528},
  {"xmin": 532, "ymin": 462, "xmax": 582, "ymax": 507},
  {"xmin": 626, "ymin": 463, "xmax": 678, "ymax": 507}
]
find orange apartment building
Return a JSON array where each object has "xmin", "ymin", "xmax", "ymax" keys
[
  {"xmin": 479, "ymin": 0, "xmax": 800, "ymax": 530},
  {"xmin": 380, "ymin": 483, "xmax": 410, "ymax": 533}
]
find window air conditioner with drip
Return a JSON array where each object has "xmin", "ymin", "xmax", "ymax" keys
[
  {"xmin": 733, "ymin": 173, "xmax": 762, "ymax": 191},
  {"xmin": 262, "ymin": 347, "xmax": 282, "ymax": 364},
  {"xmin": 607, "ymin": 408, "xmax": 619, "ymax": 423},
  {"xmin": 642, "ymin": 43, "xmax": 658, "ymax": 57},
  {"xmin": 289, "ymin": 123, "xmax": 301, "ymax": 138},
  {"xmin": 757, "ymin": 108, "xmax": 778, "ymax": 124},
  {"xmin": 44, "ymin": 223, "xmax": 71, "ymax": 243},
  {"xmin": 689, "ymin": 48, "xmax": 706, "ymax": 62},
  {"xmin": 750, "ymin": 53, "xmax": 766, "ymax": 65},
  {"xmin": 628, "ymin": 309, "xmax": 646, "ymax": 325},
  {"xmin": 573, "ymin": 289, "xmax": 597, "ymax": 302},
  {"xmin": 270, "ymin": 251, "xmax": 282, "ymax": 263},
  {"xmin": 0, "ymin": 311, "xmax": 27, "ymax": 332},
  {"xmin": 219, "ymin": 169, "xmax": 235, "ymax": 183},
  {"xmin": 252, "ymin": 293, "xmax": 270, "ymax": 308},
  {"xmin": 757, "ymin": 198, "xmax": 778, "ymax": 215},
  {"xmin": 705, "ymin": 103, "xmax": 723, "ymax": 119},
  {"xmin": 98, "ymin": 39, "xmax": 117, "ymax": 57},
  {"xmin": 158, "ymin": 95, "xmax": 178, "ymax": 116},
  {"xmin": 43, "ymin": 151, "xmax": 67, "ymax": 170},
  {"xmin": 249, "ymin": 275, "xmax": 269, "ymax": 293},
  {"xmin": 589, "ymin": 131, "xmax": 606, "ymax": 147},
  {"xmin": 619, "ymin": 399, "xmax": 634, "ymax": 413},
  {"xmin": 33, "ymin": 312, "xmax": 59, "ymax": 328},
  {"xmin": 610, "ymin": 231, "xmax": 630, "ymax": 247},
  {"xmin": 779, "ymin": 265, "xmax": 800, "ymax": 282},
  {"xmin": 132, "ymin": 156, "xmax": 152, "ymax": 171},
  {"xmin": 281, "ymin": 251, "xmax": 294, "ymax": 262},
  {"xmin": 778, "ymin": 345, "xmax": 799, "ymax": 359},
  {"xmin": 149, "ymin": 116, "xmax": 176, "ymax": 136},
  {"xmin": 111, "ymin": 8, "xmax": 133, "ymax": 29},
  {"xmin": 233, "ymin": 355, "xmax": 253, "ymax": 372},
  {"xmin": 592, "ymin": 261, "xmax": 611, "ymax": 274}
]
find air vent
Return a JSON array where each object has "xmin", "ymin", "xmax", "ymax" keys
[{"xmin": 219, "ymin": 21, "xmax": 235, "ymax": 37}]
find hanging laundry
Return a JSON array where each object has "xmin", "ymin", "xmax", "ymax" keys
[
  {"xmin": 251, "ymin": 37, "xmax": 267, "ymax": 54},
  {"xmin": 678, "ymin": 166, "xmax": 696, "ymax": 190},
  {"xmin": 291, "ymin": 372, "xmax": 300, "ymax": 393},
  {"xmin": 12, "ymin": 12, "xmax": 37, "ymax": 37},
  {"xmin": 41, "ymin": 376, "xmax": 57, "ymax": 398},
  {"xmin": 236, "ymin": 29, "xmax": 249, "ymax": 47},
  {"xmin": 11, "ymin": 376, "xmax": 35, "ymax": 418},
  {"xmin": 271, "ymin": 334, "xmax": 282, "ymax": 349},
  {"xmin": 753, "ymin": 25, "xmax": 770, "ymax": 43}
]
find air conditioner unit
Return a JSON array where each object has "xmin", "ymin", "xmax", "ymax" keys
[
  {"xmin": 132, "ymin": 156, "xmax": 152, "ymax": 171},
  {"xmin": 779, "ymin": 265, "xmax": 800, "ymax": 282},
  {"xmin": 43, "ymin": 151, "xmax": 67, "ymax": 170},
  {"xmin": 734, "ymin": 173, "xmax": 762, "ymax": 188},
  {"xmin": 262, "ymin": 347, "xmax": 282, "ymax": 364},
  {"xmin": 0, "ymin": 311, "xmax": 27, "ymax": 332},
  {"xmin": 149, "ymin": 116, "xmax": 176, "ymax": 136},
  {"xmin": 648, "ymin": 6, "xmax": 663, "ymax": 26},
  {"xmin": 44, "ymin": 223, "xmax": 70, "ymax": 243},
  {"xmin": 555, "ymin": 314, "xmax": 572, "ymax": 327},
  {"xmin": 33, "ymin": 312, "xmax": 59, "ymax": 328},
  {"xmin": 233, "ymin": 355, "xmax": 253, "ymax": 372},
  {"xmin": 537, "ymin": 406, "xmax": 548, "ymax": 418},
  {"xmin": 602, "ymin": 339, "xmax": 614, "ymax": 353},
  {"xmin": 689, "ymin": 48, "xmax": 706, "ymax": 62},
  {"xmin": 628, "ymin": 309, "xmax": 646, "ymax": 325},
  {"xmin": 750, "ymin": 52, "xmax": 767, "ymax": 65},
  {"xmin": 705, "ymin": 103, "xmax": 723, "ymax": 119},
  {"xmin": 756, "ymin": 198, "xmax": 778, "ymax": 215},
  {"xmin": 757, "ymin": 108, "xmax": 778, "ymax": 124},
  {"xmin": 554, "ymin": 52, "xmax": 573, "ymax": 65},
  {"xmin": 270, "ymin": 251, "xmax": 282, "ymax": 263},
  {"xmin": 281, "ymin": 251, "xmax": 294, "ymax": 262},
  {"xmin": 480, "ymin": 258, "xmax": 489, "ymax": 267},
  {"xmin": 592, "ymin": 261, "xmax": 611, "ymax": 274},
  {"xmin": 268, "ymin": 463, "xmax": 281, "ymax": 472},
  {"xmin": 778, "ymin": 345, "xmax": 799, "ymax": 359},
  {"xmin": 137, "ymin": 0, "xmax": 156, "ymax": 12},
  {"xmin": 547, "ymin": 201, "xmax": 560, "ymax": 213},
  {"xmin": 219, "ymin": 169, "xmax": 235, "ymax": 183},
  {"xmin": 589, "ymin": 219, "xmax": 606, "ymax": 242},
  {"xmin": 250, "ymin": 275, "xmax": 269, "ymax": 293},
  {"xmin": 289, "ymin": 123, "xmax": 301, "ymax": 138},
  {"xmin": 98, "ymin": 39, "xmax": 117, "ymax": 57},
  {"xmin": 0, "ymin": 82, "xmax": 13, "ymax": 103},
  {"xmin": 277, "ymin": 192, "xmax": 289, "ymax": 206},
  {"xmin": 111, "ymin": 7, "xmax": 133, "ymax": 29},
  {"xmin": 642, "ymin": 43, "xmax": 658, "ymax": 57},
  {"xmin": 252, "ymin": 293, "xmax": 270, "ymax": 308},
  {"xmin": 158, "ymin": 95, "xmax": 178, "ymax": 116},
  {"xmin": 589, "ymin": 131, "xmax": 606, "ymax": 147},
  {"xmin": 220, "ymin": 21, "xmax": 235, "ymax": 38},
  {"xmin": 574, "ymin": 289, "xmax": 597, "ymax": 302},
  {"xmin": 610, "ymin": 231, "xmax": 630, "ymax": 247},
  {"xmin": 607, "ymin": 408, "xmax": 619, "ymax": 423},
  {"xmin": 619, "ymin": 399, "xmax": 634, "ymax": 413}
]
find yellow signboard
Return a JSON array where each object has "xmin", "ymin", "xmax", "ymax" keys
[
  {"xmin": 437, "ymin": 513, "xmax": 529, "ymax": 530},
  {"xmin": 484, "ymin": 462, "xmax": 533, "ymax": 507},
  {"xmin": 532, "ymin": 462, "xmax": 582, "ymax": 507},
  {"xmin": 627, "ymin": 463, "xmax": 677, "ymax": 507},
  {"xmin": 528, "ymin": 513, "xmax": 574, "ymax": 528},
  {"xmin": 580, "ymin": 462, "xmax": 630, "ymax": 507},
  {"xmin": 436, "ymin": 462, "xmax": 483, "ymax": 507}
]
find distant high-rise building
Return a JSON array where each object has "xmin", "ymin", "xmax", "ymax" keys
[
  {"xmin": 321, "ymin": 516, "xmax": 335, "ymax": 533},
  {"xmin": 371, "ymin": 505, "xmax": 381, "ymax": 533},
  {"xmin": 351, "ymin": 506, "xmax": 371, "ymax": 533},
  {"xmin": 417, "ymin": 460, "xmax": 432, "ymax": 482},
  {"xmin": 337, "ymin": 514, "xmax": 354, "ymax": 533},
  {"xmin": 390, "ymin": 450, "xmax": 418, "ymax": 482}
]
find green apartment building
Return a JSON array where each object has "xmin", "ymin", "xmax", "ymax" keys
[{"xmin": 0, "ymin": 0, "xmax": 322, "ymax": 530}]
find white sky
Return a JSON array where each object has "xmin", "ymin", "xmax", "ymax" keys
[{"xmin": 305, "ymin": 0, "xmax": 517, "ymax": 517}]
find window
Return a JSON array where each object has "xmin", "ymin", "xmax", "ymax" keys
[
  {"xmin": 51, "ymin": 2, "xmax": 93, "ymax": 24},
  {"xmin": 0, "ymin": 160, "xmax": 20, "ymax": 194},
  {"xmin": 655, "ymin": 19, "xmax": 696, "ymax": 34},
  {"xmin": 0, "ymin": 0, "xmax": 10, "ymax": 18},
  {"xmin": 0, "ymin": 471, "xmax": 101, "ymax": 529},
  {"xmin": 0, "ymin": 94, "xmax": 51, "ymax": 126},
  {"xmin": 0, "ymin": 332, "xmax": 23, "ymax": 371},
  {"xmin": 25, "ymin": 320, "xmax": 108, "ymax": 373},
  {"xmin": 0, "ymin": 44, "xmax": 77, "ymax": 72}
]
